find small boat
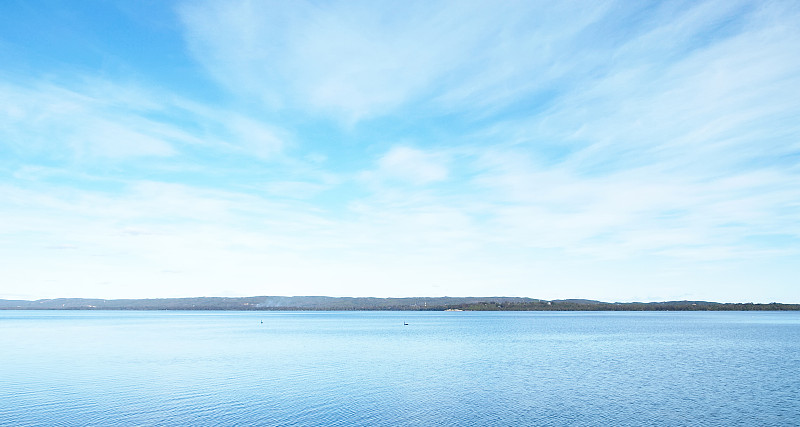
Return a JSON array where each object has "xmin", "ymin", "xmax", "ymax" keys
[{"xmin": 403, "ymin": 322, "xmax": 408, "ymax": 326}]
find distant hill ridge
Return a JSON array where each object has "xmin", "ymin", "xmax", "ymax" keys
[{"xmin": 0, "ymin": 296, "xmax": 798, "ymax": 311}]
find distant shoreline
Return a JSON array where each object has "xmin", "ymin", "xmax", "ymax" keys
[{"xmin": 1, "ymin": 296, "xmax": 798, "ymax": 311}]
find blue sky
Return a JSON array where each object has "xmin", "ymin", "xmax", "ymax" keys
[{"xmin": 1, "ymin": 0, "xmax": 798, "ymax": 301}]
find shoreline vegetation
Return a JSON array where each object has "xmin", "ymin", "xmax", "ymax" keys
[{"xmin": 1, "ymin": 296, "xmax": 798, "ymax": 311}]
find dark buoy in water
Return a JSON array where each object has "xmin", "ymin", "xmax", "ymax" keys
[{"xmin": 260, "ymin": 320, "xmax": 263, "ymax": 324}]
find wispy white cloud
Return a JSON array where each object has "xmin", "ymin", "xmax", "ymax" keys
[
  {"xmin": 0, "ymin": 81, "xmax": 178, "ymax": 159},
  {"xmin": 470, "ymin": 147, "xmax": 800, "ymax": 255},
  {"xmin": 0, "ymin": 77, "xmax": 294, "ymax": 162},
  {"xmin": 373, "ymin": 145, "xmax": 449, "ymax": 185},
  {"xmin": 224, "ymin": 116, "xmax": 287, "ymax": 159},
  {"xmin": 177, "ymin": 0, "xmax": 618, "ymax": 122}
]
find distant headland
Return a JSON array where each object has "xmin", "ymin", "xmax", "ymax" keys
[{"xmin": 0, "ymin": 296, "xmax": 798, "ymax": 311}]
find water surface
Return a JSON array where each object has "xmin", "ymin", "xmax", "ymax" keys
[{"xmin": 1, "ymin": 311, "xmax": 799, "ymax": 426}]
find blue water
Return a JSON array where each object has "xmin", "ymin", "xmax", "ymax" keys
[{"xmin": 1, "ymin": 311, "xmax": 799, "ymax": 426}]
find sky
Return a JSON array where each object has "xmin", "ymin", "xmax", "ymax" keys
[{"xmin": 1, "ymin": 0, "xmax": 798, "ymax": 302}]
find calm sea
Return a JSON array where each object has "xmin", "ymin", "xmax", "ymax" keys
[{"xmin": 1, "ymin": 310, "xmax": 798, "ymax": 426}]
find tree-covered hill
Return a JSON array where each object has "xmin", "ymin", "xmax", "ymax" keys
[{"xmin": 0, "ymin": 296, "xmax": 797, "ymax": 311}]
